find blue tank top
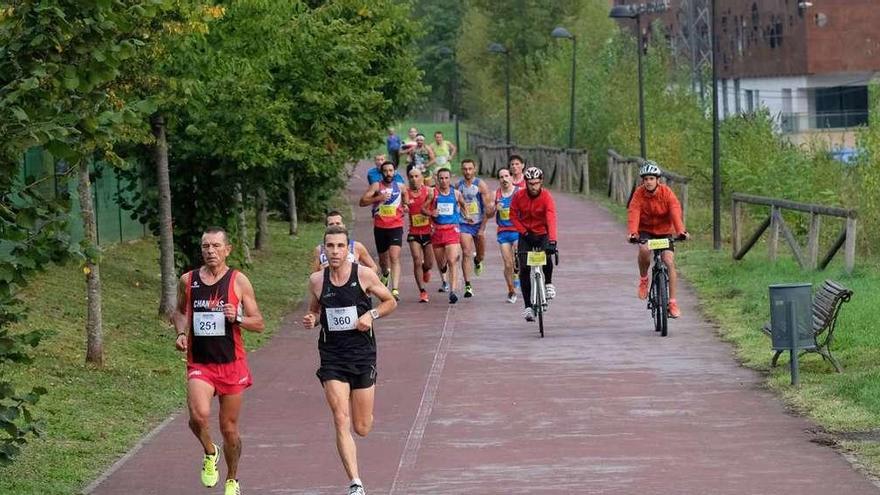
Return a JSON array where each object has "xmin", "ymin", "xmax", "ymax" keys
[
  {"xmin": 457, "ymin": 178, "xmax": 484, "ymax": 224},
  {"xmin": 434, "ymin": 188, "xmax": 460, "ymax": 225},
  {"xmin": 495, "ymin": 186, "xmax": 518, "ymax": 230}
]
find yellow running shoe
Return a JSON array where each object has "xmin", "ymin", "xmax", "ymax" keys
[
  {"xmin": 201, "ymin": 443, "xmax": 220, "ymax": 487},
  {"xmin": 225, "ymin": 479, "xmax": 241, "ymax": 495}
]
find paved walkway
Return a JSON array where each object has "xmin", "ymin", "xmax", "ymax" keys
[{"xmin": 87, "ymin": 162, "xmax": 879, "ymax": 494}]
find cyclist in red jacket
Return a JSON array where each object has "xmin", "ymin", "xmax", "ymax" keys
[{"xmin": 509, "ymin": 166, "xmax": 557, "ymax": 322}]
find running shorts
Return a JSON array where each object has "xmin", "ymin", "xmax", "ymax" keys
[
  {"xmin": 187, "ymin": 359, "xmax": 253, "ymax": 396},
  {"xmin": 431, "ymin": 225, "xmax": 460, "ymax": 247},
  {"xmin": 407, "ymin": 233, "xmax": 432, "ymax": 246},
  {"xmin": 497, "ymin": 230, "xmax": 519, "ymax": 245},
  {"xmin": 316, "ymin": 364, "xmax": 377, "ymax": 390},
  {"xmin": 374, "ymin": 226, "xmax": 404, "ymax": 253},
  {"xmin": 459, "ymin": 221, "xmax": 482, "ymax": 237}
]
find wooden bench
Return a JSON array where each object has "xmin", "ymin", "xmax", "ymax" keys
[{"xmin": 761, "ymin": 280, "xmax": 853, "ymax": 373}]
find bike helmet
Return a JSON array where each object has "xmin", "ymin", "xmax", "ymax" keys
[
  {"xmin": 639, "ymin": 160, "xmax": 662, "ymax": 178},
  {"xmin": 524, "ymin": 166, "xmax": 544, "ymax": 180}
]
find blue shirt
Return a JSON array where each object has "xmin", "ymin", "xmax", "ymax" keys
[
  {"xmin": 434, "ymin": 189, "xmax": 460, "ymax": 225},
  {"xmin": 367, "ymin": 168, "xmax": 405, "ymax": 185},
  {"xmin": 386, "ymin": 134, "xmax": 401, "ymax": 152}
]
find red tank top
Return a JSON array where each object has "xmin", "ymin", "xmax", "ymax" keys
[
  {"xmin": 185, "ymin": 268, "xmax": 245, "ymax": 365},
  {"xmin": 407, "ymin": 185, "xmax": 432, "ymax": 235},
  {"xmin": 373, "ymin": 181, "xmax": 404, "ymax": 229}
]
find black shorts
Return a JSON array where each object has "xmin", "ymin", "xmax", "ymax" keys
[
  {"xmin": 374, "ymin": 226, "xmax": 403, "ymax": 253},
  {"xmin": 639, "ymin": 232, "xmax": 675, "ymax": 252},
  {"xmin": 407, "ymin": 233, "xmax": 432, "ymax": 247},
  {"xmin": 316, "ymin": 364, "xmax": 377, "ymax": 390}
]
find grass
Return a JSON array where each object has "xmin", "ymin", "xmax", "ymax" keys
[
  {"xmin": 0, "ymin": 219, "xmax": 324, "ymax": 495},
  {"xmin": 592, "ymin": 193, "xmax": 880, "ymax": 476}
]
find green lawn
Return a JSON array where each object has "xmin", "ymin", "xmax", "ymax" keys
[
  {"xmin": 593, "ymin": 194, "xmax": 880, "ymax": 476},
  {"xmin": 0, "ymin": 219, "xmax": 324, "ymax": 495}
]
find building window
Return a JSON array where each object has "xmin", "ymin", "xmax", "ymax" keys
[
  {"xmin": 722, "ymin": 79, "xmax": 729, "ymax": 118},
  {"xmin": 814, "ymin": 86, "xmax": 869, "ymax": 129},
  {"xmin": 745, "ymin": 89, "xmax": 754, "ymax": 113},
  {"xmin": 734, "ymin": 79, "xmax": 741, "ymax": 113}
]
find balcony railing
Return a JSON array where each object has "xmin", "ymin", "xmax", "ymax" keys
[{"xmin": 780, "ymin": 111, "xmax": 869, "ymax": 133}]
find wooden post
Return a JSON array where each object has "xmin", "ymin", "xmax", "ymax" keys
[
  {"xmin": 844, "ymin": 216, "xmax": 857, "ymax": 273},
  {"xmin": 806, "ymin": 213, "xmax": 821, "ymax": 270},
  {"xmin": 579, "ymin": 152, "xmax": 589, "ymax": 194},
  {"xmin": 607, "ymin": 154, "xmax": 614, "ymax": 198},
  {"xmin": 731, "ymin": 199, "xmax": 742, "ymax": 258},
  {"xmin": 680, "ymin": 182, "xmax": 689, "ymax": 226},
  {"xmin": 768, "ymin": 207, "xmax": 780, "ymax": 262}
]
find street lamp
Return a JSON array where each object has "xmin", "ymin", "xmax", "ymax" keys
[
  {"xmin": 711, "ymin": 0, "xmax": 721, "ymax": 249},
  {"xmin": 609, "ymin": 4, "xmax": 647, "ymax": 159},
  {"xmin": 438, "ymin": 46, "xmax": 461, "ymax": 153},
  {"xmin": 488, "ymin": 42, "xmax": 511, "ymax": 145},
  {"xmin": 551, "ymin": 26, "xmax": 577, "ymax": 149}
]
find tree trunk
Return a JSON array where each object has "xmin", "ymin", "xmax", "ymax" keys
[
  {"xmin": 254, "ymin": 186, "xmax": 269, "ymax": 251},
  {"xmin": 234, "ymin": 183, "xmax": 252, "ymax": 263},
  {"xmin": 77, "ymin": 161, "xmax": 104, "ymax": 366},
  {"xmin": 151, "ymin": 114, "xmax": 177, "ymax": 319},
  {"xmin": 287, "ymin": 169, "xmax": 298, "ymax": 236}
]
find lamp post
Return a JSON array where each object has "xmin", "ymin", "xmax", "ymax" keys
[
  {"xmin": 551, "ymin": 26, "xmax": 577, "ymax": 149},
  {"xmin": 711, "ymin": 0, "xmax": 721, "ymax": 250},
  {"xmin": 488, "ymin": 42, "xmax": 511, "ymax": 145},
  {"xmin": 609, "ymin": 4, "xmax": 647, "ymax": 159},
  {"xmin": 438, "ymin": 46, "xmax": 461, "ymax": 153}
]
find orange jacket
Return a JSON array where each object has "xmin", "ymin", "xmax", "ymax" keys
[{"xmin": 627, "ymin": 184, "xmax": 685, "ymax": 236}]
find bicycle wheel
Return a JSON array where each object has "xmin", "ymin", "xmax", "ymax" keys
[
  {"xmin": 655, "ymin": 269, "xmax": 669, "ymax": 337},
  {"xmin": 537, "ymin": 306, "xmax": 544, "ymax": 338},
  {"xmin": 533, "ymin": 269, "xmax": 545, "ymax": 338},
  {"xmin": 649, "ymin": 276, "xmax": 660, "ymax": 331}
]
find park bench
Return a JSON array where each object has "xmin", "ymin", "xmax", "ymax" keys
[{"xmin": 761, "ymin": 280, "xmax": 853, "ymax": 373}]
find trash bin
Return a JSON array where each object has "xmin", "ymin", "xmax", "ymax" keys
[{"xmin": 768, "ymin": 283, "xmax": 814, "ymax": 351}]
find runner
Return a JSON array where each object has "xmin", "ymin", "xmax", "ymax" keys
[
  {"xmin": 405, "ymin": 166, "xmax": 438, "ymax": 303},
  {"xmin": 423, "ymin": 167, "xmax": 467, "ymax": 304},
  {"xmin": 510, "ymin": 167, "xmax": 558, "ymax": 322},
  {"xmin": 508, "ymin": 154, "xmax": 526, "ymax": 188},
  {"xmin": 494, "ymin": 168, "xmax": 520, "ymax": 304},
  {"xmin": 410, "ymin": 133, "xmax": 436, "ymax": 184},
  {"xmin": 386, "ymin": 127, "xmax": 401, "ymax": 167},
  {"xmin": 399, "ymin": 127, "xmax": 419, "ymax": 169},
  {"xmin": 456, "ymin": 158, "xmax": 494, "ymax": 298},
  {"xmin": 366, "ymin": 153, "xmax": 404, "ymax": 186},
  {"xmin": 428, "ymin": 130, "xmax": 456, "ymax": 181},
  {"xmin": 627, "ymin": 161, "xmax": 689, "ymax": 318},
  {"xmin": 312, "ymin": 211, "xmax": 379, "ymax": 274},
  {"xmin": 302, "ymin": 225, "xmax": 397, "ymax": 495},
  {"xmin": 172, "ymin": 227, "xmax": 264, "ymax": 495},
  {"xmin": 359, "ymin": 161, "xmax": 407, "ymax": 300}
]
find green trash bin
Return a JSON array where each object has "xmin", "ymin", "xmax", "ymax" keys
[{"xmin": 769, "ymin": 283, "xmax": 813, "ymax": 386}]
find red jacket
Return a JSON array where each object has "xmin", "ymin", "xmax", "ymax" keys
[
  {"xmin": 510, "ymin": 188, "xmax": 557, "ymax": 242},
  {"xmin": 627, "ymin": 184, "xmax": 685, "ymax": 236}
]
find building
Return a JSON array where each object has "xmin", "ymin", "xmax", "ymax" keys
[{"xmin": 612, "ymin": 0, "xmax": 880, "ymax": 149}]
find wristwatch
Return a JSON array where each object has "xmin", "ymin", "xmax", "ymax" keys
[
  {"xmin": 235, "ymin": 313, "xmax": 243, "ymax": 324},
  {"xmin": 369, "ymin": 309, "xmax": 380, "ymax": 320}
]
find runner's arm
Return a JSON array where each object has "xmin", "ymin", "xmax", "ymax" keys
[
  {"xmin": 421, "ymin": 189, "xmax": 436, "ymax": 216},
  {"xmin": 455, "ymin": 190, "xmax": 468, "ymax": 216},
  {"xmin": 448, "ymin": 141, "xmax": 457, "ymax": 161},
  {"xmin": 479, "ymin": 181, "xmax": 495, "ymax": 219},
  {"xmin": 234, "ymin": 274, "xmax": 264, "ymax": 333},
  {"xmin": 311, "ymin": 245, "xmax": 322, "ymax": 272},
  {"xmin": 172, "ymin": 274, "xmax": 190, "ymax": 350},
  {"xmin": 357, "ymin": 268, "xmax": 397, "ymax": 332},
  {"xmin": 302, "ymin": 272, "xmax": 322, "ymax": 329},
  {"xmin": 426, "ymin": 146, "xmax": 436, "ymax": 168},
  {"xmin": 358, "ymin": 183, "xmax": 381, "ymax": 207},
  {"xmin": 355, "ymin": 241, "xmax": 380, "ymax": 274}
]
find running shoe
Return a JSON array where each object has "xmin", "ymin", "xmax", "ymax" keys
[
  {"xmin": 438, "ymin": 281, "xmax": 450, "ymax": 293},
  {"xmin": 545, "ymin": 284, "xmax": 556, "ymax": 300},
  {"xmin": 201, "ymin": 443, "xmax": 220, "ymax": 488},
  {"xmin": 224, "ymin": 479, "xmax": 241, "ymax": 495},
  {"xmin": 349, "ymin": 484, "xmax": 366, "ymax": 495},
  {"xmin": 507, "ymin": 292, "xmax": 517, "ymax": 304},
  {"xmin": 522, "ymin": 307, "xmax": 535, "ymax": 322},
  {"xmin": 380, "ymin": 270, "xmax": 390, "ymax": 287},
  {"xmin": 668, "ymin": 300, "xmax": 681, "ymax": 318},
  {"xmin": 419, "ymin": 290, "xmax": 429, "ymax": 303},
  {"xmin": 638, "ymin": 277, "xmax": 649, "ymax": 300},
  {"xmin": 391, "ymin": 288, "xmax": 400, "ymax": 301},
  {"xmin": 449, "ymin": 292, "xmax": 458, "ymax": 304},
  {"xmin": 474, "ymin": 259, "xmax": 484, "ymax": 276},
  {"xmin": 463, "ymin": 282, "xmax": 474, "ymax": 298},
  {"xmin": 422, "ymin": 268, "xmax": 431, "ymax": 284}
]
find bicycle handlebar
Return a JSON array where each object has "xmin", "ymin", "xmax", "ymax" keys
[
  {"xmin": 628, "ymin": 234, "xmax": 688, "ymax": 245},
  {"xmin": 516, "ymin": 248, "xmax": 560, "ymax": 265}
]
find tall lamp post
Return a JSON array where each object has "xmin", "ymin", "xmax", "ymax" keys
[
  {"xmin": 488, "ymin": 42, "xmax": 511, "ymax": 145},
  {"xmin": 438, "ymin": 46, "xmax": 461, "ymax": 153},
  {"xmin": 711, "ymin": 0, "xmax": 721, "ymax": 250},
  {"xmin": 609, "ymin": 4, "xmax": 648, "ymax": 159},
  {"xmin": 551, "ymin": 26, "xmax": 577, "ymax": 149}
]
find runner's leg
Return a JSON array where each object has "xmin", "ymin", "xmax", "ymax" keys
[
  {"xmin": 459, "ymin": 233, "xmax": 475, "ymax": 285},
  {"xmin": 445, "ymin": 243, "xmax": 461, "ymax": 294},
  {"xmin": 218, "ymin": 393, "xmax": 244, "ymax": 480},
  {"xmin": 324, "ymin": 380, "xmax": 360, "ymax": 481},
  {"xmin": 350, "ymin": 385, "xmax": 376, "ymax": 437},
  {"xmin": 500, "ymin": 242, "xmax": 515, "ymax": 294},
  {"xmin": 187, "ymin": 379, "xmax": 217, "ymax": 455},
  {"xmin": 475, "ymin": 231, "xmax": 486, "ymax": 265},
  {"xmin": 409, "ymin": 240, "xmax": 425, "ymax": 291},
  {"xmin": 389, "ymin": 244, "xmax": 402, "ymax": 290}
]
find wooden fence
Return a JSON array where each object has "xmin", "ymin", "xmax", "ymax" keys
[
  {"xmin": 465, "ymin": 131, "xmax": 505, "ymax": 155},
  {"xmin": 732, "ymin": 193, "xmax": 857, "ymax": 273},
  {"xmin": 474, "ymin": 144, "xmax": 589, "ymax": 194},
  {"xmin": 607, "ymin": 149, "xmax": 691, "ymax": 223}
]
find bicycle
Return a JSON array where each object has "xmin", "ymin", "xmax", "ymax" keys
[
  {"xmin": 518, "ymin": 246, "xmax": 559, "ymax": 338},
  {"xmin": 630, "ymin": 235, "xmax": 685, "ymax": 337}
]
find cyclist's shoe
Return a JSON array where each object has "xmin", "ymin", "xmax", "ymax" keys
[
  {"xmin": 380, "ymin": 270, "xmax": 390, "ymax": 287},
  {"xmin": 391, "ymin": 288, "xmax": 400, "ymax": 301},
  {"xmin": 507, "ymin": 292, "xmax": 517, "ymax": 304},
  {"xmin": 224, "ymin": 479, "xmax": 241, "ymax": 495},
  {"xmin": 349, "ymin": 483, "xmax": 366, "ymax": 495},
  {"xmin": 522, "ymin": 307, "xmax": 535, "ymax": 322},
  {"xmin": 638, "ymin": 277, "xmax": 649, "ymax": 300},
  {"xmin": 668, "ymin": 300, "xmax": 681, "ymax": 318},
  {"xmin": 514, "ymin": 277, "xmax": 520, "ymax": 290},
  {"xmin": 474, "ymin": 259, "xmax": 484, "ymax": 276},
  {"xmin": 449, "ymin": 292, "xmax": 458, "ymax": 304},
  {"xmin": 464, "ymin": 283, "xmax": 474, "ymax": 298},
  {"xmin": 419, "ymin": 290, "xmax": 429, "ymax": 303},
  {"xmin": 439, "ymin": 281, "xmax": 450, "ymax": 293},
  {"xmin": 201, "ymin": 443, "xmax": 220, "ymax": 487},
  {"xmin": 545, "ymin": 284, "xmax": 556, "ymax": 300},
  {"xmin": 422, "ymin": 267, "xmax": 432, "ymax": 284}
]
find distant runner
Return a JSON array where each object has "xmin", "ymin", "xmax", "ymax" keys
[
  {"xmin": 494, "ymin": 168, "xmax": 520, "ymax": 304},
  {"xmin": 508, "ymin": 154, "xmax": 526, "ymax": 188},
  {"xmin": 359, "ymin": 161, "xmax": 408, "ymax": 300},
  {"xmin": 312, "ymin": 211, "xmax": 378, "ymax": 274},
  {"xmin": 405, "ymin": 166, "xmax": 438, "ymax": 303},
  {"xmin": 423, "ymin": 168, "xmax": 467, "ymax": 303},
  {"xmin": 428, "ymin": 130, "xmax": 456, "ymax": 181},
  {"xmin": 456, "ymin": 159, "xmax": 494, "ymax": 297}
]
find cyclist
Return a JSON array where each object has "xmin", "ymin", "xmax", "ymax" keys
[
  {"xmin": 312, "ymin": 211, "xmax": 379, "ymax": 275},
  {"xmin": 456, "ymin": 158, "xmax": 493, "ymax": 297},
  {"xmin": 508, "ymin": 154, "xmax": 526, "ymax": 188},
  {"xmin": 405, "ymin": 166, "xmax": 438, "ymax": 303},
  {"xmin": 423, "ymin": 168, "xmax": 468, "ymax": 304},
  {"xmin": 627, "ymin": 161, "xmax": 689, "ymax": 318},
  {"xmin": 359, "ymin": 161, "xmax": 408, "ymax": 300},
  {"xmin": 494, "ymin": 168, "xmax": 520, "ymax": 304},
  {"xmin": 510, "ymin": 166, "xmax": 557, "ymax": 322},
  {"xmin": 428, "ymin": 130, "xmax": 456, "ymax": 180}
]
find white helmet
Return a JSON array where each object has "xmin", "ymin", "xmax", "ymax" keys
[
  {"xmin": 524, "ymin": 166, "xmax": 544, "ymax": 180},
  {"xmin": 639, "ymin": 160, "xmax": 662, "ymax": 177}
]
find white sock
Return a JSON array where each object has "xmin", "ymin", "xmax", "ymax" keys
[{"xmin": 351, "ymin": 478, "xmax": 363, "ymax": 487}]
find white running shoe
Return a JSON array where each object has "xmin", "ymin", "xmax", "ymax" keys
[
  {"xmin": 545, "ymin": 284, "xmax": 556, "ymax": 300},
  {"xmin": 349, "ymin": 484, "xmax": 366, "ymax": 495},
  {"xmin": 522, "ymin": 307, "xmax": 535, "ymax": 322},
  {"xmin": 507, "ymin": 292, "xmax": 517, "ymax": 304}
]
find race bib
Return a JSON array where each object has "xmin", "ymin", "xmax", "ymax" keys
[
  {"xmin": 499, "ymin": 208, "xmax": 510, "ymax": 221},
  {"xmin": 379, "ymin": 204, "xmax": 398, "ymax": 217},
  {"xmin": 437, "ymin": 203, "xmax": 454, "ymax": 216},
  {"xmin": 526, "ymin": 251, "xmax": 547, "ymax": 267},
  {"xmin": 436, "ymin": 156, "xmax": 448, "ymax": 165},
  {"xmin": 466, "ymin": 201, "xmax": 480, "ymax": 216},
  {"xmin": 411, "ymin": 214, "xmax": 430, "ymax": 227},
  {"xmin": 326, "ymin": 306, "xmax": 358, "ymax": 332},
  {"xmin": 647, "ymin": 238, "xmax": 671, "ymax": 250},
  {"xmin": 193, "ymin": 311, "xmax": 226, "ymax": 337}
]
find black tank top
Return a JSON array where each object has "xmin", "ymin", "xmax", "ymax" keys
[
  {"xmin": 318, "ymin": 263, "xmax": 375, "ymax": 368},
  {"xmin": 188, "ymin": 268, "xmax": 241, "ymax": 364}
]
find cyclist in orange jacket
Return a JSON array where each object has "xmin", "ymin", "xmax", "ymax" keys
[{"xmin": 627, "ymin": 161, "xmax": 689, "ymax": 318}]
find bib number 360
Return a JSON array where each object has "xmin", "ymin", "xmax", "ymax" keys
[{"xmin": 326, "ymin": 306, "xmax": 359, "ymax": 331}]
